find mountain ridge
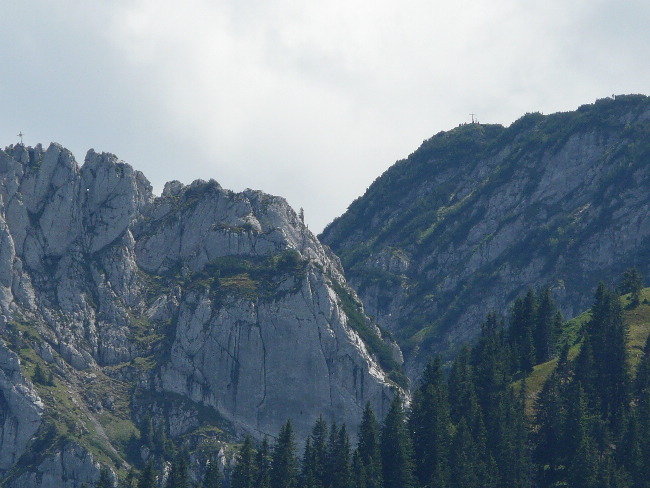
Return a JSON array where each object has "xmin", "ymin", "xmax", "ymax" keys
[{"xmin": 321, "ymin": 94, "xmax": 650, "ymax": 373}]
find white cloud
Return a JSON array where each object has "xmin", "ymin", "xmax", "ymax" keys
[{"xmin": 1, "ymin": 0, "xmax": 649, "ymax": 231}]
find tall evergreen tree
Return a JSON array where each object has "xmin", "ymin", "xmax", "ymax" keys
[
  {"xmin": 255, "ymin": 437, "xmax": 272, "ymax": 488},
  {"xmin": 357, "ymin": 403, "xmax": 382, "ymax": 488},
  {"xmin": 509, "ymin": 292, "xmax": 536, "ymax": 373},
  {"xmin": 300, "ymin": 438, "xmax": 317, "ymax": 488},
  {"xmin": 620, "ymin": 267, "xmax": 644, "ymax": 307},
  {"xmin": 534, "ymin": 368, "xmax": 568, "ymax": 486},
  {"xmin": 410, "ymin": 356, "xmax": 451, "ymax": 487},
  {"xmin": 327, "ymin": 423, "xmax": 352, "ymax": 488},
  {"xmin": 95, "ymin": 467, "xmax": 113, "ymax": 488},
  {"xmin": 301, "ymin": 416, "xmax": 327, "ymax": 488},
  {"xmin": 472, "ymin": 312, "xmax": 509, "ymax": 452},
  {"xmin": 351, "ymin": 449, "xmax": 367, "ymax": 488},
  {"xmin": 202, "ymin": 458, "xmax": 222, "ymax": 488},
  {"xmin": 271, "ymin": 420, "xmax": 298, "ymax": 488},
  {"xmin": 586, "ymin": 283, "xmax": 630, "ymax": 431},
  {"xmin": 449, "ymin": 418, "xmax": 496, "ymax": 488},
  {"xmin": 166, "ymin": 452, "xmax": 189, "ymax": 488},
  {"xmin": 448, "ymin": 346, "xmax": 477, "ymax": 425},
  {"xmin": 566, "ymin": 385, "xmax": 600, "ymax": 488},
  {"xmin": 494, "ymin": 385, "xmax": 531, "ymax": 488},
  {"xmin": 535, "ymin": 287, "xmax": 559, "ymax": 363},
  {"xmin": 137, "ymin": 460, "xmax": 156, "ymax": 488},
  {"xmin": 380, "ymin": 395, "xmax": 415, "ymax": 488},
  {"xmin": 231, "ymin": 435, "xmax": 256, "ymax": 488},
  {"xmin": 140, "ymin": 414, "xmax": 154, "ymax": 449}
]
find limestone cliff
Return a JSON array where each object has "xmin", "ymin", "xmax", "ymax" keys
[{"xmin": 0, "ymin": 143, "xmax": 399, "ymax": 486}]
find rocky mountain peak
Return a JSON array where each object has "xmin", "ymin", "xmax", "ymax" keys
[{"xmin": 0, "ymin": 143, "xmax": 400, "ymax": 486}]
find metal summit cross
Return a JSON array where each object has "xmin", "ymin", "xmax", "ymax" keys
[{"xmin": 17, "ymin": 132, "xmax": 24, "ymax": 144}]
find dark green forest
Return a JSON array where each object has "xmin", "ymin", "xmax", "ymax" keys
[{"xmin": 121, "ymin": 272, "xmax": 650, "ymax": 488}]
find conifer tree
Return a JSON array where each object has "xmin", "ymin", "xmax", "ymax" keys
[
  {"xmin": 566, "ymin": 385, "xmax": 599, "ymax": 488},
  {"xmin": 380, "ymin": 395, "xmax": 415, "ymax": 488},
  {"xmin": 357, "ymin": 403, "xmax": 382, "ymax": 488},
  {"xmin": 509, "ymin": 292, "xmax": 536, "ymax": 373},
  {"xmin": 255, "ymin": 437, "xmax": 272, "ymax": 488},
  {"xmin": 620, "ymin": 267, "xmax": 644, "ymax": 307},
  {"xmin": 494, "ymin": 385, "xmax": 530, "ymax": 488},
  {"xmin": 300, "ymin": 438, "xmax": 317, "ymax": 488},
  {"xmin": 137, "ymin": 460, "xmax": 156, "ymax": 488},
  {"xmin": 472, "ymin": 313, "xmax": 509, "ymax": 451},
  {"xmin": 301, "ymin": 416, "xmax": 327, "ymax": 488},
  {"xmin": 167, "ymin": 452, "xmax": 189, "ymax": 488},
  {"xmin": 95, "ymin": 467, "xmax": 113, "ymax": 488},
  {"xmin": 410, "ymin": 356, "xmax": 451, "ymax": 487},
  {"xmin": 231, "ymin": 435, "xmax": 256, "ymax": 488},
  {"xmin": 271, "ymin": 420, "xmax": 298, "ymax": 488},
  {"xmin": 328, "ymin": 423, "xmax": 352, "ymax": 488},
  {"xmin": 449, "ymin": 418, "xmax": 495, "ymax": 488},
  {"xmin": 122, "ymin": 468, "xmax": 137, "ymax": 488},
  {"xmin": 350, "ymin": 450, "xmax": 367, "ymax": 488},
  {"xmin": 585, "ymin": 283, "xmax": 630, "ymax": 430},
  {"xmin": 626, "ymin": 335, "xmax": 650, "ymax": 488},
  {"xmin": 202, "ymin": 458, "xmax": 222, "ymax": 488},
  {"xmin": 535, "ymin": 287, "xmax": 559, "ymax": 363},
  {"xmin": 534, "ymin": 369, "xmax": 567, "ymax": 485},
  {"xmin": 140, "ymin": 414, "xmax": 154, "ymax": 449}
]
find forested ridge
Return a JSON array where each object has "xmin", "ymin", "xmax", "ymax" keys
[
  {"xmin": 127, "ymin": 271, "xmax": 650, "ymax": 488},
  {"xmin": 320, "ymin": 94, "xmax": 650, "ymax": 371}
]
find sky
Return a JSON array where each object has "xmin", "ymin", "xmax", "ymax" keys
[{"xmin": 2, "ymin": 1, "xmax": 649, "ymax": 232}]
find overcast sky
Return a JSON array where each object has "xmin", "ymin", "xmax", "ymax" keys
[{"xmin": 2, "ymin": 1, "xmax": 649, "ymax": 232}]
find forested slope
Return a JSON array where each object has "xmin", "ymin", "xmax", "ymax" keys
[{"xmin": 321, "ymin": 94, "xmax": 650, "ymax": 374}]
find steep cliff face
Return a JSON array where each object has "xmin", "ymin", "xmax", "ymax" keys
[
  {"xmin": 0, "ymin": 144, "xmax": 398, "ymax": 486},
  {"xmin": 321, "ymin": 95, "xmax": 650, "ymax": 373}
]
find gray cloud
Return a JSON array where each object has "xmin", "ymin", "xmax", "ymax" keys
[{"xmin": 2, "ymin": 0, "xmax": 649, "ymax": 231}]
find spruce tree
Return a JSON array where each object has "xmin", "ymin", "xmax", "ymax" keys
[
  {"xmin": 620, "ymin": 267, "xmax": 644, "ymax": 307},
  {"xmin": 357, "ymin": 403, "xmax": 382, "ymax": 488},
  {"xmin": 380, "ymin": 395, "xmax": 415, "ymax": 488},
  {"xmin": 472, "ymin": 312, "xmax": 509, "ymax": 452},
  {"xmin": 231, "ymin": 435, "xmax": 256, "ymax": 488},
  {"xmin": 410, "ymin": 356, "xmax": 451, "ymax": 487},
  {"xmin": 350, "ymin": 450, "xmax": 367, "ymax": 488},
  {"xmin": 327, "ymin": 423, "xmax": 352, "ymax": 488},
  {"xmin": 95, "ymin": 467, "xmax": 113, "ymax": 488},
  {"xmin": 566, "ymin": 385, "xmax": 599, "ymax": 488},
  {"xmin": 255, "ymin": 437, "xmax": 272, "ymax": 488},
  {"xmin": 494, "ymin": 386, "xmax": 530, "ymax": 488},
  {"xmin": 167, "ymin": 452, "xmax": 189, "ymax": 488},
  {"xmin": 449, "ymin": 418, "xmax": 482, "ymax": 488},
  {"xmin": 300, "ymin": 438, "xmax": 317, "ymax": 488},
  {"xmin": 202, "ymin": 458, "xmax": 222, "ymax": 488},
  {"xmin": 586, "ymin": 284, "xmax": 630, "ymax": 430},
  {"xmin": 140, "ymin": 414, "xmax": 154, "ymax": 449},
  {"xmin": 137, "ymin": 460, "xmax": 156, "ymax": 488},
  {"xmin": 534, "ymin": 369, "xmax": 567, "ymax": 486},
  {"xmin": 270, "ymin": 420, "xmax": 298, "ymax": 488},
  {"xmin": 535, "ymin": 287, "xmax": 559, "ymax": 363},
  {"xmin": 301, "ymin": 416, "xmax": 327, "ymax": 488},
  {"xmin": 509, "ymin": 292, "xmax": 536, "ymax": 373}
]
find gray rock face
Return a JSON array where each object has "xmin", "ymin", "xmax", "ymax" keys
[
  {"xmin": 160, "ymin": 269, "xmax": 392, "ymax": 439},
  {"xmin": 6, "ymin": 442, "xmax": 106, "ymax": 488},
  {"xmin": 0, "ymin": 340, "xmax": 44, "ymax": 470},
  {"xmin": 0, "ymin": 143, "xmax": 399, "ymax": 485}
]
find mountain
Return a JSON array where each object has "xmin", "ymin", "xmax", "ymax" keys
[
  {"xmin": 321, "ymin": 94, "xmax": 650, "ymax": 373},
  {"xmin": 0, "ymin": 143, "xmax": 400, "ymax": 486}
]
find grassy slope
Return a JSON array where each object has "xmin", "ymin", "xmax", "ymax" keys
[{"xmin": 519, "ymin": 287, "xmax": 650, "ymax": 414}]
